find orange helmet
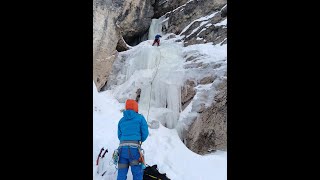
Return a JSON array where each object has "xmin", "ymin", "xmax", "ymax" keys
[{"xmin": 125, "ymin": 99, "xmax": 138, "ymax": 113}]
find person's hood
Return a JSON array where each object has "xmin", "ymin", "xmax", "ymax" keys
[{"xmin": 123, "ymin": 110, "xmax": 138, "ymax": 120}]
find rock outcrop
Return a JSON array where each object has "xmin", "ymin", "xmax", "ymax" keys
[
  {"xmin": 164, "ymin": 0, "xmax": 227, "ymax": 46},
  {"xmin": 186, "ymin": 79, "xmax": 227, "ymax": 154},
  {"xmin": 93, "ymin": 0, "xmax": 155, "ymax": 91},
  {"xmin": 153, "ymin": 0, "xmax": 189, "ymax": 18},
  {"xmin": 181, "ymin": 80, "xmax": 196, "ymax": 110}
]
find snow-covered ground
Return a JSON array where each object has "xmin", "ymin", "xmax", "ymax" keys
[{"xmin": 93, "ymin": 84, "xmax": 227, "ymax": 180}]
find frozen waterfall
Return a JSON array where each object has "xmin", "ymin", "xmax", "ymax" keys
[{"xmin": 112, "ymin": 17, "xmax": 184, "ymax": 129}]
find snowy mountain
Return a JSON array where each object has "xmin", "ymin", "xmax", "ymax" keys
[{"xmin": 93, "ymin": 0, "xmax": 227, "ymax": 179}]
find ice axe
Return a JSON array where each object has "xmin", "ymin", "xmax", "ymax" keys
[
  {"xmin": 96, "ymin": 147, "xmax": 104, "ymax": 165},
  {"xmin": 102, "ymin": 148, "xmax": 108, "ymax": 158},
  {"xmin": 101, "ymin": 149, "xmax": 108, "ymax": 176}
]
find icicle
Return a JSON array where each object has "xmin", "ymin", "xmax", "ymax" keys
[{"xmin": 148, "ymin": 16, "xmax": 166, "ymax": 40}]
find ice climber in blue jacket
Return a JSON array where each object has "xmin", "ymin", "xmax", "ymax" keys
[
  {"xmin": 117, "ymin": 99, "xmax": 149, "ymax": 180},
  {"xmin": 152, "ymin": 34, "xmax": 162, "ymax": 46}
]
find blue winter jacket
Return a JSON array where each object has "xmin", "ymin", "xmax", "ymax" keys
[
  {"xmin": 155, "ymin": 34, "xmax": 162, "ymax": 39},
  {"xmin": 118, "ymin": 110, "xmax": 149, "ymax": 142}
]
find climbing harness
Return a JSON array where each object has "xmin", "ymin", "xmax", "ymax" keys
[
  {"xmin": 110, "ymin": 141, "xmax": 141, "ymax": 170},
  {"xmin": 111, "ymin": 141, "xmax": 147, "ymax": 173}
]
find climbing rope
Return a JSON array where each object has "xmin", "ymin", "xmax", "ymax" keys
[{"xmin": 146, "ymin": 47, "xmax": 162, "ymax": 123}]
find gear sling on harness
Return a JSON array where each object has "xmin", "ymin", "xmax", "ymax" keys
[{"xmin": 117, "ymin": 141, "xmax": 145, "ymax": 169}]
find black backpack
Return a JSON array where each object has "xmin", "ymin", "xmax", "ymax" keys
[{"xmin": 143, "ymin": 165, "xmax": 170, "ymax": 180}]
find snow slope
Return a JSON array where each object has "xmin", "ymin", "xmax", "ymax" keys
[{"xmin": 93, "ymin": 84, "xmax": 227, "ymax": 180}]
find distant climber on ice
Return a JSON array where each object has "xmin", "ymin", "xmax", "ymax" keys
[
  {"xmin": 152, "ymin": 34, "xmax": 162, "ymax": 46},
  {"xmin": 117, "ymin": 99, "xmax": 149, "ymax": 180}
]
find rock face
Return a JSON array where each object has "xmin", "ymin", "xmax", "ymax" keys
[
  {"xmin": 93, "ymin": 1, "xmax": 119, "ymax": 91},
  {"xmin": 182, "ymin": 13, "xmax": 227, "ymax": 46},
  {"xmin": 116, "ymin": 0, "xmax": 155, "ymax": 45},
  {"xmin": 199, "ymin": 76, "xmax": 215, "ymax": 84},
  {"xmin": 165, "ymin": 0, "xmax": 226, "ymax": 33},
  {"xmin": 186, "ymin": 79, "xmax": 227, "ymax": 154},
  {"xmin": 153, "ymin": 0, "xmax": 189, "ymax": 18},
  {"xmin": 93, "ymin": 0, "xmax": 155, "ymax": 91},
  {"xmin": 116, "ymin": 36, "xmax": 130, "ymax": 52},
  {"xmin": 164, "ymin": 0, "xmax": 227, "ymax": 46},
  {"xmin": 181, "ymin": 80, "xmax": 196, "ymax": 110},
  {"xmin": 177, "ymin": 44, "xmax": 227, "ymax": 154}
]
